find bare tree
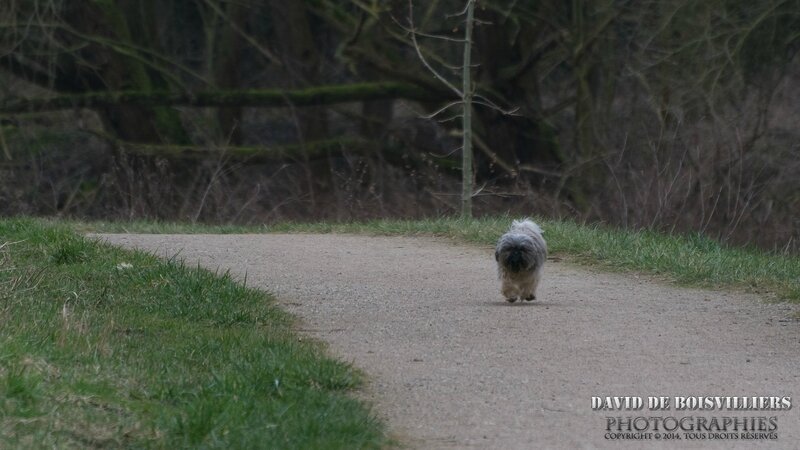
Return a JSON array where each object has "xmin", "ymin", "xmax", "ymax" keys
[
  {"xmin": 460, "ymin": 0, "xmax": 475, "ymax": 218},
  {"xmin": 404, "ymin": 0, "xmax": 516, "ymax": 217}
]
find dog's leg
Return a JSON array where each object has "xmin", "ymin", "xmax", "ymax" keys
[
  {"xmin": 501, "ymin": 280, "xmax": 518, "ymax": 303},
  {"xmin": 524, "ymin": 271, "xmax": 541, "ymax": 301},
  {"xmin": 523, "ymin": 282, "xmax": 535, "ymax": 301}
]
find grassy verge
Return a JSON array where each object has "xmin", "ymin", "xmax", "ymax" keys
[
  {"xmin": 0, "ymin": 218, "xmax": 387, "ymax": 448},
  {"xmin": 78, "ymin": 216, "xmax": 800, "ymax": 302}
]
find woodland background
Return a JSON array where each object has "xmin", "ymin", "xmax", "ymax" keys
[{"xmin": 1, "ymin": 0, "xmax": 798, "ymax": 251}]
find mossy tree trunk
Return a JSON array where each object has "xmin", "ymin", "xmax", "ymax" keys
[
  {"xmin": 269, "ymin": 1, "xmax": 328, "ymax": 141},
  {"xmin": 58, "ymin": 2, "xmax": 189, "ymax": 144},
  {"xmin": 268, "ymin": 0, "xmax": 334, "ymax": 209},
  {"xmin": 471, "ymin": 6, "xmax": 565, "ymax": 182},
  {"xmin": 0, "ymin": 83, "xmax": 441, "ymax": 114},
  {"xmin": 214, "ymin": 1, "xmax": 247, "ymax": 144},
  {"xmin": 357, "ymin": 9, "xmax": 398, "ymax": 140},
  {"xmin": 568, "ymin": 0, "xmax": 618, "ymax": 211}
]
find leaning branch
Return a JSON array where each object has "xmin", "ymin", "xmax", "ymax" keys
[
  {"xmin": 115, "ymin": 137, "xmax": 376, "ymax": 163},
  {"xmin": 0, "ymin": 82, "xmax": 449, "ymax": 114}
]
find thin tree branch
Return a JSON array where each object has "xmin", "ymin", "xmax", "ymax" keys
[
  {"xmin": 407, "ymin": 0, "xmax": 463, "ymax": 98},
  {"xmin": 201, "ymin": 0, "xmax": 283, "ymax": 67},
  {"xmin": 421, "ymin": 100, "xmax": 463, "ymax": 119}
]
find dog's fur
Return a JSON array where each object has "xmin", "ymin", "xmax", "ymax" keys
[{"xmin": 495, "ymin": 219, "xmax": 547, "ymax": 302}]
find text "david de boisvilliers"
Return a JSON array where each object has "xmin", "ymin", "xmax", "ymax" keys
[{"xmin": 592, "ymin": 396, "xmax": 792, "ymax": 411}]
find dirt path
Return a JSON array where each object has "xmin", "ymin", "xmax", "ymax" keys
[{"xmin": 94, "ymin": 233, "xmax": 800, "ymax": 449}]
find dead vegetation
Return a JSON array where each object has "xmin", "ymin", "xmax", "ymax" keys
[{"xmin": 0, "ymin": 0, "xmax": 798, "ymax": 252}]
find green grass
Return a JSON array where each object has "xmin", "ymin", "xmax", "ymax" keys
[
  {"xmin": 7, "ymin": 216, "xmax": 798, "ymax": 445},
  {"xmin": 78, "ymin": 216, "xmax": 800, "ymax": 302},
  {"xmin": 0, "ymin": 218, "xmax": 388, "ymax": 449}
]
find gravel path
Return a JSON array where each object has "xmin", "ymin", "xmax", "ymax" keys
[{"xmin": 94, "ymin": 233, "xmax": 800, "ymax": 449}]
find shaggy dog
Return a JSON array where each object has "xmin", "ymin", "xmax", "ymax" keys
[{"xmin": 495, "ymin": 219, "xmax": 547, "ymax": 302}]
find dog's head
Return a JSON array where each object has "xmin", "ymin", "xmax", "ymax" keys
[{"xmin": 495, "ymin": 233, "xmax": 538, "ymax": 273}]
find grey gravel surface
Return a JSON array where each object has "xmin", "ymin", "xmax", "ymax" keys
[{"xmin": 94, "ymin": 233, "xmax": 800, "ymax": 449}]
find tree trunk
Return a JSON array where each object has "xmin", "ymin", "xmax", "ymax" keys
[
  {"xmin": 461, "ymin": 0, "xmax": 475, "ymax": 218},
  {"xmin": 269, "ymin": 1, "xmax": 328, "ymax": 141},
  {"xmin": 471, "ymin": 6, "xmax": 565, "ymax": 183},
  {"xmin": 0, "ymin": 82, "xmax": 440, "ymax": 114},
  {"xmin": 214, "ymin": 2, "xmax": 247, "ymax": 144},
  {"xmin": 58, "ymin": 2, "xmax": 188, "ymax": 144}
]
